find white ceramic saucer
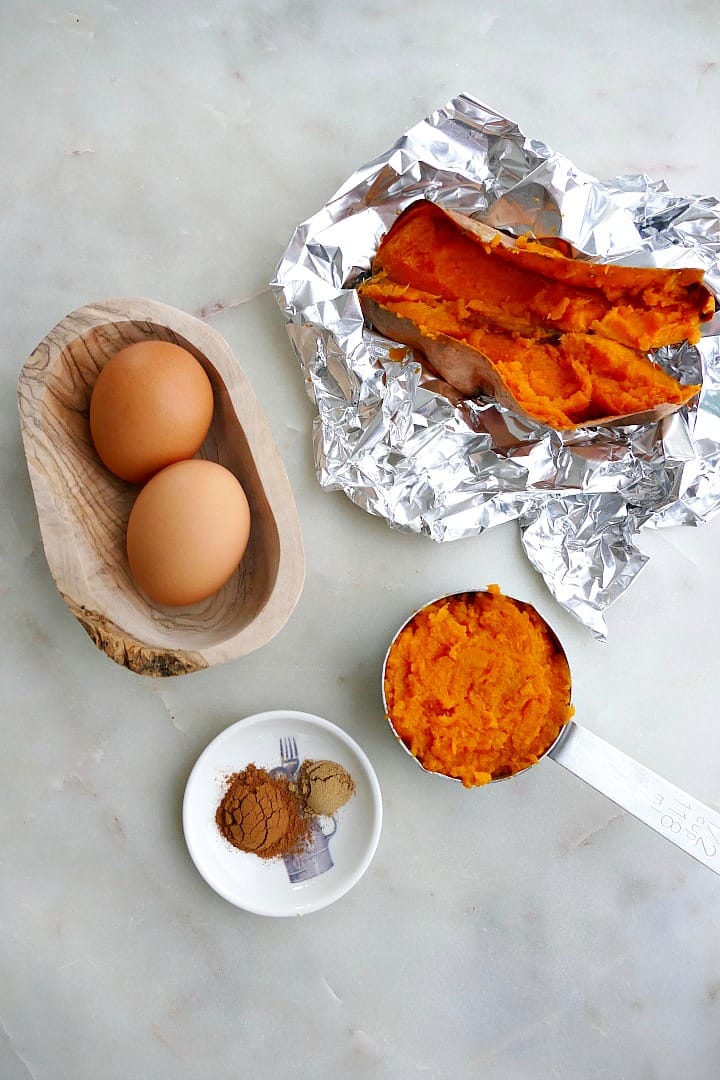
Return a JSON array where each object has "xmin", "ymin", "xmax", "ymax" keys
[{"xmin": 182, "ymin": 710, "xmax": 383, "ymax": 916}]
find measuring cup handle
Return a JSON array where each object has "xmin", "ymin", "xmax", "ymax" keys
[{"xmin": 548, "ymin": 720, "xmax": 720, "ymax": 876}]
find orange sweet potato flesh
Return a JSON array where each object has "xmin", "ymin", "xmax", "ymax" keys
[
  {"xmin": 383, "ymin": 587, "xmax": 574, "ymax": 787},
  {"xmin": 358, "ymin": 200, "xmax": 714, "ymax": 429}
]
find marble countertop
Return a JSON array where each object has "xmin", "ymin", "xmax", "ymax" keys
[{"xmin": 3, "ymin": 2, "xmax": 720, "ymax": 1077}]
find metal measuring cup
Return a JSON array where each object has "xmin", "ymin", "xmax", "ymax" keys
[{"xmin": 382, "ymin": 590, "xmax": 720, "ymax": 877}]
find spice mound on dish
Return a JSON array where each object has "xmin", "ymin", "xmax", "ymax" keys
[
  {"xmin": 215, "ymin": 759, "xmax": 357, "ymax": 861},
  {"xmin": 297, "ymin": 759, "xmax": 355, "ymax": 816},
  {"xmin": 383, "ymin": 586, "xmax": 574, "ymax": 787},
  {"xmin": 358, "ymin": 199, "xmax": 714, "ymax": 429},
  {"xmin": 215, "ymin": 764, "xmax": 310, "ymax": 859}
]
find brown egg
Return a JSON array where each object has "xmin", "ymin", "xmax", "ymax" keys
[
  {"xmin": 89, "ymin": 340, "xmax": 214, "ymax": 484},
  {"xmin": 126, "ymin": 459, "xmax": 251, "ymax": 606}
]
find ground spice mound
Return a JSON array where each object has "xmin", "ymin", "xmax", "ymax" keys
[
  {"xmin": 383, "ymin": 586, "xmax": 574, "ymax": 788},
  {"xmin": 215, "ymin": 764, "xmax": 310, "ymax": 860},
  {"xmin": 297, "ymin": 760, "xmax": 355, "ymax": 816}
]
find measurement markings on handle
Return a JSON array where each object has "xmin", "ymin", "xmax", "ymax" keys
[{"xmin": 650, "ymin": 794, "xmax": 720, "ymax": 859}]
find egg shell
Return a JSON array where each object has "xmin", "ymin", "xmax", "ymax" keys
[
  {"xmin": 89, "ymin": 340, "xmax": 214, "ymax": 484},
  {"xmin": 126, "ymin": 459, "xmax": 251, "ymax": 606}
]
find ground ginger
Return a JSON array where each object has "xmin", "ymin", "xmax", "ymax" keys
[{"xmin": 383, "ymin": 587, "xmax": 574, "ymax": 787}]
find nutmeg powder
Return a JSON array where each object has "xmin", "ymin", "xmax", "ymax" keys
[{"xmin": 215, "ymin": 764, "xmax": 310, "ymax": 860}]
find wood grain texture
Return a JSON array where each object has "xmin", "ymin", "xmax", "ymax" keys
[{"xmin": 17, "ymin": 298, "xmax": 305, "ymax": 676}]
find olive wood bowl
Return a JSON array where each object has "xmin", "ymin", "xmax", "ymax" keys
[{"xmin": 17, "ymin": 298, "xmax": 305, "ymax": 677}]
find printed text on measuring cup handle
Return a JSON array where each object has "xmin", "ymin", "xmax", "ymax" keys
[{"xmin": 650, "ymin": 793, "xmax": 720, "ymax": 859}]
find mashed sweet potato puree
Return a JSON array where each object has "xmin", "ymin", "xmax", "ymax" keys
[{"xmin": 383, "ymin": 587, "xmax": 574, "ymax": 787}]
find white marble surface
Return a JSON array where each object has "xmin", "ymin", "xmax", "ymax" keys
[{"xmin": 3, "ymin": 2, "xmax": 720, "ymax": 1077}]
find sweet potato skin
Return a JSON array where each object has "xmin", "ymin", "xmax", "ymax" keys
[
  {"xmin": 361, "ymin": 295, "xmax": 696, "ymax": 428},
  {"xmin": 361, "ymin": 296, "xmax": 509, "ymax": 399}
]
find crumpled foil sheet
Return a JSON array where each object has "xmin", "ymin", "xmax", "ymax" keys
[{"xmin": 271, "ymin": 92, "xmax": 720, "ymax": 637}]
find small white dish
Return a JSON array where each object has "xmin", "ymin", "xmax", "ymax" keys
[{"xmin": 182, "ymin": 710, "xmax": 383, "ymax": 916}]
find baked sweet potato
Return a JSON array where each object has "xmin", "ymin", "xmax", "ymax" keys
[{"xmin": 358, "ymin": 200, "xmax": 714, "ymax": 429}]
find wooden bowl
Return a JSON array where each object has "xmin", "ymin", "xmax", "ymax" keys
[{"xmin": 17, "ymin": 298, "xmax": 305, "ymax": 677}]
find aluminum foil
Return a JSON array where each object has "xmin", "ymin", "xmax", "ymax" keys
[{"xmin": 271, "ymin": 92, "xmax": 720, "ymax": 637}]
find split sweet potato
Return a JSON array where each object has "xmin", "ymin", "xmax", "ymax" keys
[{"xmin": 357, "ymin": 200, "xmax": 714, "ymax": 429}]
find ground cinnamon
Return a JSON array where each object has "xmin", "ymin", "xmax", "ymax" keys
[{"xmin": 215, "ymin": 764, "xmax": 310, "ymax": 860}]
